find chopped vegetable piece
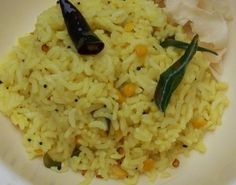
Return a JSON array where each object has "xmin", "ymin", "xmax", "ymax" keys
[
  {"xmin": 135, "ymin": 44, "xmax": 148, "ymax": 57},
  {"xmin": 71, "ymin": 144, "xmax": 81, "ymax": 157},
  {"xmin": 121, "ymin": 83, "xmax": 136, "ymax": 97},
  {"xmin": 43, "ymin": 153, "xmax": 62, "ymax": 170},
  {"xmin": 192, "ymin": 118, "xmax": 207, "ymax": 129},
  {"xmin": 124, "ymin": 22, "xmax": 134, "ymax": 32},
  {"xmin": 161, "ymin": 38, "xmax": 218, "ymax": 55},
  {"xmin": 154, "ymin": 35, "xmax": 199, "ymax": 112},
  {"xmin": 111, "ymin": 165, "xmax": 128, "ymax": 179},
  {"xmin": 59, "ymin": 0, "xmax": 104, "ymax": 55},
  {"xmin": 143, "ymin": 159, "xmax": 155, "ymax": 172},
  {"xmin": 164, "ymin": 0, "xmax": 229, "ymax": 49}
]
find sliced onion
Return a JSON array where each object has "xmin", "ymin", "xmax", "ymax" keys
[
  {"xmin": 164, "ymin": 0, "xmax": 229, "ymax": 49},
  {"xmin": 199, "ymin": 0, "xmax": 233, "ymax": 20},
  {"xmin": 209, "ymin": 65, "xmax": 222, "ymax": 81},
  {"xmin": 203, "ymin": 48, "xmax": 227, "ymax": 64}
]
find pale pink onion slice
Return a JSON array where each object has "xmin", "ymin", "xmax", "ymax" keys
[
  {"xmin": 164, "ymin": 0, "xmax": 229, "ymax": 49},
  {"xmin": 199, "ymin": 0, "xmax": 233, "ymax": 21}
]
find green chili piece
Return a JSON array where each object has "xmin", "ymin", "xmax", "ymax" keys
[
  {"xmin": 155, "ymin": 35, "xmax": 199, "ymax": 112},
  {"xmin": 160, "ymin": 38, "xmax": 217, "ymax": 55}
]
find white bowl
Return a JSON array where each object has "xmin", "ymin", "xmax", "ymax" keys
[{"xmin": 0, "ymin": 0, "xmax": 236, "ymax": 185}]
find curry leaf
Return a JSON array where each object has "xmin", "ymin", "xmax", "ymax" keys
[
  {"xmin": 155, "ymin": 35, "xmax": 199, "ymax": 112},
  {"xmin": 43, "ymin": 153, "xmax": 62, "ymax": 170},
  {"xmin": 161, "ymin": 37, "xmax": 217, "ymax": 55}
]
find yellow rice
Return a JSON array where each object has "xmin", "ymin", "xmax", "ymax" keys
[{"xmin": 0, "ymin": 0, "xmax": 228, "ymax": 184}]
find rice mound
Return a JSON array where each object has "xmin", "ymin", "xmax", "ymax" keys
[{"xmin": 0, "ymin": 0, "xmax": 228, "ymax": 184}]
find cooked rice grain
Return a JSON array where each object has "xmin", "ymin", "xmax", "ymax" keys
[{"xmin": 0, "ymin": 0, "xmax": 228, "ymax": 184}]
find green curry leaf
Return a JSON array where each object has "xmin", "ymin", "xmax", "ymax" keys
[
  {"xmin": 155, "ymin": 35, "xmax": 199, "ymax": 112},
  {"xmin": 161, "ymin": 37, "xmax": 217, "ymax": 55}
]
